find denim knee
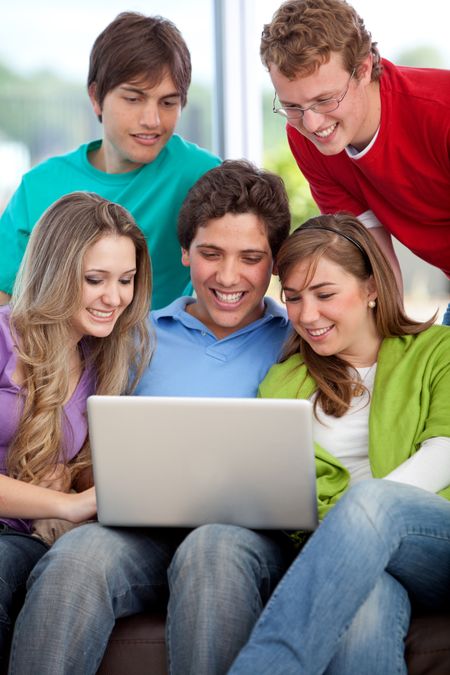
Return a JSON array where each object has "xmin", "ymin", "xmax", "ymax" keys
[
  {"xmin": 169, "ymin": 524, "xmax": 270, "ymax": 579},
  {"xmin": 336, "ymin": 479, "xmax": 402, "ymax": 527},
  {"xmin": 26, "ymin": 523, "xmax": 155, "ymax": 604}
]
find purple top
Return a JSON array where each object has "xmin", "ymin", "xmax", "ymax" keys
[{"xmin": 0, "ymin": 305, "xmax": 95, "ymax": 533}]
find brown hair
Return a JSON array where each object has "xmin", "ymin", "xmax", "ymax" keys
[
  {"xmin": 88, "ymin": 11, "xmax": 191, "ymax": 111},
  {"xmin": 261, "ymin": 0, "xmax": 382, "ymax": 81},
  {"xmin": 9, "ymin": 192, "xmax": 152, "ymax": 484},
  {"xmin": 278, "ymin": 213, "xmax": 435, "ymax": 416},
  {"xmin": 178, "ymin": 160, "xmax": 291, "ymax": 258}
]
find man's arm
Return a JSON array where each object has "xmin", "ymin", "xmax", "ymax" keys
[
  {"xmin": 0, "ymin": 292, "xmax": 11, "ymax": 306},
  {"xmin": 368, "ymin": 225, "xmax": 403, "ymax": 296},
  {"xmin": 356, "ymin": 211, "xmax": 404, "ymax": 297}
]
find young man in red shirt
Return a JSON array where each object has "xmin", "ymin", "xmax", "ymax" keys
[{"xmin": 261, "ymin": 0, "xmax": 450, "ymax": 323}]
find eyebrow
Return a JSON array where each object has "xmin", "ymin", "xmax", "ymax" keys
[
  {"xmin": 283, "ymin": 281, "xmax": 338, "ymax": 292},
  {"xmin": 196, "ymin": 244, "xmax": 269, "ymax": 255},
  {"xmin": 119, "ymin": 85, "xmax": 181, "ymax": 99},
  {"xmin": 85, "ymin": 268, "xmax": 137, "ymax": 274}
]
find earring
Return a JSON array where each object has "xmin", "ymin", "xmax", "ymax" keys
[{"xmin": 368, "ymin": 300, "xmax": 376, "ymax": 309}]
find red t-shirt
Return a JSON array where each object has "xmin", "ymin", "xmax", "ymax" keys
[{"xmin": 287, "ymin": 59, "xmax": 450, "ymax": 276}]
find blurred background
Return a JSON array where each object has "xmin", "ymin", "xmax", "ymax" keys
[{"xmin": 1, "ymin": 0, "xmax": 448, "ymax": 319}]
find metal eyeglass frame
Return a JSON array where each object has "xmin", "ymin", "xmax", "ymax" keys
[{"xmin": 272, "ymin": 68, "xmax": 356, "ymax": 121}]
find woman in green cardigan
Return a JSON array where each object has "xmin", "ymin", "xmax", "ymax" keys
[{"xmin": 229, "ymin": 214, "xmax": 450, "ymax": 675}]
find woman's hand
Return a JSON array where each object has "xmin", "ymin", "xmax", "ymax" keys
[{"xmin": 59, "ymin": 486, "xmax": 97, "ymax": 523}]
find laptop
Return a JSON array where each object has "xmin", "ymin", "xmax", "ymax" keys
[{"xmin": 87, "ymin": 395, "xmax": 318, "ymax": 531}]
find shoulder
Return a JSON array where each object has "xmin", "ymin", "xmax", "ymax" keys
[
  {"xmin": 380, "ymin": 326, "xmax": 450, "ymax": 368},
  {"xmin": 163, "ymin": 134, "xmax": 221, "ymax": 171},
  {"xmin": 259, "ymin": 353, "xmax": 308, "ymax": 398},
  {"xmin": 381, "ymin": 59, "xmax": 450, "ymax": 108},
  {"xmin": 150, "ymin": 297, "xmax": 190, "ymax": 325},
  {"xmin": 20, "ymin": 143, "xmax": 90, "ymax": 184},
  {"xmin": 0, "ymin": 306, "xmax": 14, "ymax": 366}
]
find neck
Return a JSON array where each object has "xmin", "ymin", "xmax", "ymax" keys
[{"xmin": 351, "ymin": 79, "xmax": 381, "ymax": 152}]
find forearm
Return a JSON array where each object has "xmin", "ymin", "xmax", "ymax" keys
[
  {"xmin": 384, "ymin": 437, "xmax": 450, "ymax": 493},
  {"xmin": 357, "ymin": 214, "xmax": 404, "ymax": 297},
  {"xmin": 0, "ymin": 473, "xmax": 96, "ymax": 522}
]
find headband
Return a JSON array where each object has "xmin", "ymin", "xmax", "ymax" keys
[{"xmin": 293, "ymin": 224, "xmax": 372, "ymax": 271}]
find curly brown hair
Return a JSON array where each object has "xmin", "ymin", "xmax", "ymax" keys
[{"xmin": 261, "ymin": 0, "xmax": 382, "ymax": 81}]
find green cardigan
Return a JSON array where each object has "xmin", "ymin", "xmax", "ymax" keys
[{"xmin": 259, "ymin": 326, "xmax": 450, "ymax": 521}]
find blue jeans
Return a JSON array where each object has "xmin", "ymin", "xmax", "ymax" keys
[
  {"xmin": 443, "ymin": 302, "xmax": 450, "ymax": 326},
  {"xmin": 229, "ymin": 480, "xmax": 450, "ymax": 675},
  {"xmin": 9, "ymin": 522, "xmax": 293, "ymax": 675},
  {"xmin": 167, "ymin": 525, "xmax": 294, "ymax": 674},
  {"xmin": 0, "ymin": 527, "xmax": 48, "ymax": 665},
  {"xmin": 9, "ymin": 523, "xmax": 183, "ymax": 674}
]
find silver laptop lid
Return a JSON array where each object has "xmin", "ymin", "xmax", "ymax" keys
[{"xmin": 88, "ymin": 395, "xmax": 318, "ymax": 531}]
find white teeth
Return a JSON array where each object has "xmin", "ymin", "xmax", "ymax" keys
[
  {"xmin": 315, "ymin": 123, "xmax": 337, "ymax": 138},
  {"xmin": 215, "ymin": 291, "xmax": 244, "ymax": 303},
  {"xmin": 308, "ymin": 326, "xmax": 332, "ymax": 337},
  {"xmin": 135, "ymin": 134, "xmax": 158, "ymax": 139},
  {"xmin": 89, "ymin": 309, "xmax": 114, "ymax": 318}
]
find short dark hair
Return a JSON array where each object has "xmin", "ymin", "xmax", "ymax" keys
[
  {"xmin": 88, "ymin": 12, "xmax": 191, "ymax": 109},
  {"xmin": 178, "ymin": 160, "xmax": 291, "ymax": 258}
]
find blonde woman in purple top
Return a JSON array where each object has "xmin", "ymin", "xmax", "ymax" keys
[{"xmin": 0, "ymin": 191, "xmax": 151, "ymax": 661}]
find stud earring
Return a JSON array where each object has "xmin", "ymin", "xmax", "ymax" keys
[{"xmin": 368, "ymin": 300, "xmax": 376, "ymax": 309}]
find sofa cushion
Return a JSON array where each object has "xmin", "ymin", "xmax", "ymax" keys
[{"xmin": 98, "ymin": 610, "xmax": 450, "ymax": 675}]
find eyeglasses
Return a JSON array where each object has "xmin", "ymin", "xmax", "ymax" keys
[{"xmin": 272, "ymin": 68, "xmax": 356, "ymax": 121}]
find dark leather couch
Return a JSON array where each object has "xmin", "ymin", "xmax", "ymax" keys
[{"xmin": 98, "ymin": 610, "xmax": 450, "ymax": 675}]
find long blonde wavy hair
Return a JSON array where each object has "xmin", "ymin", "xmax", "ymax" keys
[
  {"xmin": 8, "ymin": 191, "xmax": 152, "ymax": 484},
  {"xmin": 278, "ymin": 214, "xmax": 436, "ymax": 417}
]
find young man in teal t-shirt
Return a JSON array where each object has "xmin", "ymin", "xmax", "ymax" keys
[{"xmin": 0, "ymin": 12, "xmax": 220, "ymax": 309}]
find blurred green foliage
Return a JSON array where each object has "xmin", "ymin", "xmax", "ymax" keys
[
  {"xmin": 262, "ymin": 90, "xmax": 319, "ymax": 229},
  {"xmin": 264, "ymin": 142, "xmax": 319, "ymax": 230}
]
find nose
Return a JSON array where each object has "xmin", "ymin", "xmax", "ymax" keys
[
  {"xmin": 215, "ymin": 258, "xmax": 240, "ymax": 287},
  {"xmin": 102, "ymin": 282, "xmax": 122, "ymax": 307},
  {"xmin": 140, "ymin": 101, "xmax": 160, "ymax": 128},
  {"xmin": 301, "ymin": 108, "xmax": 325, "ymax": 134},
  {"xmin": 296, "ymin": 297, "xmax": 320, "ymax": 324}
]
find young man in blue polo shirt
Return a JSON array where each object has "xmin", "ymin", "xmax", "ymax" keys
[
  {"xmin": 0, "ymin": 12, "xmax": 220, "ymax": 309},
  {"xmin": 11, "ymin": 161, "xmax": 295, "ymax": 675}
]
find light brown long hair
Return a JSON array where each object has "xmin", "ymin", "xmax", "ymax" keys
[
  {"xmin": 278, "ymin": 213, "xmax": 435, "ymax": 416},
  {"xmin": 9, "ymin": 192, "xmax": 152, "ymax": 484}
]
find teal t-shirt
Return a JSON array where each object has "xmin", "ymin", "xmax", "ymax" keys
[{"xmin": 0, "ymin": 134, "xmax": 220, "ymax": 309}]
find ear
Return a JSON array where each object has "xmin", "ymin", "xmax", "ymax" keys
[
  {"xmin": 181, "ymin": 248, "xmax": 191, "ymax": 267},
  {"xmin": 367, "ymin": 274, "xmax": 377, "ymax": 302},
  {"xmin": 356, "ymin": 54, "xmax": 373, "ymax": 86},
  {"xmin": 88, "ymin": 83, "xmax": 102, "ymax": 118}
]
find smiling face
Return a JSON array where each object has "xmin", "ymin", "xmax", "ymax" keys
[
  {"xmin": 282, "ymin": 255, "xmax": 380, "ymax": 367},
  {"xmin": 270, "ymin": 52, "xmax": 380, "ymax": 154},
  {"xmin": 181, "ymin": 213, "xmax": 274, "ymax": 339},
  {"xmin": 69, "ymin": 235, "xmax": 137, "ymax": 343},
  {"xmin": 89, "ymin": 71, "xmax": 181, "ymax": 173}
]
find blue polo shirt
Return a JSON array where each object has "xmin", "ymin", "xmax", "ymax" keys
[{"xmin": 134, "ymin": 296, "xmax": 291, "ymax": 397}]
